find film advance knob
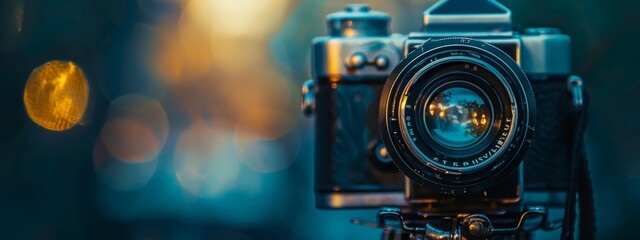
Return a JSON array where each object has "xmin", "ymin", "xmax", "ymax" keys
[
  {"xmin": 345, "ymin": 52, "xmax": 367, "ymax": 69},
  {"xmin": 374, "ymin": 55, "xmax": 390, "ymax": 69}
]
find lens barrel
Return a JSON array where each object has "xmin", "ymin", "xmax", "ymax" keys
[{"xmin": 379, "ymin": 38, "xmax": 536, "ymax": 195}]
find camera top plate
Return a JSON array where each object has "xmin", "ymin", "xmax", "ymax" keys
[{"xmin": 423, "ymin": 0, "xmax": 512, "ymax": 37}]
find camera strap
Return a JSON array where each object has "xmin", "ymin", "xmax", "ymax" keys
[{"xmin": 561, "ymin": 79, "xmax": 596, "ymax": 240}]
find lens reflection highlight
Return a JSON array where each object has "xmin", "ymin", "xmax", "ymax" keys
[{"xmin": 425, "ymin": 87, "xmax": 491, "ymax": 148}]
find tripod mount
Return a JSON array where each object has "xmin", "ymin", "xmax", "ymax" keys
[{"xmin": 352, "ymin": 206, "xmax": 563, "ymax": 240}]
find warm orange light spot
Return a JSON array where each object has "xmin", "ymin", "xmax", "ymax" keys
[
  {"xmin": 149, "ymin": 28, "xmax": 183, "ymax": 85},
  {"xmin": 176, "ymin": 1, "xmax": 215, "ymax": 79},
  {"xmin": 379, "ymin": 146, "xmax": 389, "ymax": 158},
  {"xmin": 329, "ymin": 194, "xmax": 344, "ymax": 208},
  {"xmin": 187, "ymin": 0, "xmax": 291, "ymax": 38},
  {"xmin": 23, "ymin": 61, "xmax": 89, "ymax": 131},
  {"xmin": 343, "ymin": 28, "xmax": 356, "ymax": 37},
  {"xmin": 327, "ymin": 40, "xmax": 342, "ymax": 77}
]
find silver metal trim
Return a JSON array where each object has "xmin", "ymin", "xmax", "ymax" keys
[
  {"xmin": 568, "ymin": 75, "xmax": 584, "ymax": 110},
  {"xmin": 301, "ymin": 79, "xmax": 316, "ymax": 117},
  {"xmin": 522, "ymin": 191, "xmax": 568, "ymax": 207},
  {"xmin": 317, "ymin": 192, "xmax": 406, "ymax": 208},
  {"xmin": 520, "ymin": 28, "xmax": 572, "ymax": 78}
]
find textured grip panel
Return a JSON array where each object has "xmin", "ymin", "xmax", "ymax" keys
[
  {"xmin": 330, "ymin": 84, "xmax": 378, "ymax": 184},
  {"xmin": 523, "ymin": 78, "xmax": 572, "ymax": 190},
  {"xmin": 315, "ymin": 82, "xmax": 403, "ymax": 192}
]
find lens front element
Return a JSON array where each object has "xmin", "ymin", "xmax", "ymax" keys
[{"xmin": 425, "ymin": 87, "xmax": 491, "ymax": 149}]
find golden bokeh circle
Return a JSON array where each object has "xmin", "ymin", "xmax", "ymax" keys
[{"xmin": 23, "ymin": 61, "xmax": 89, "ymax": 131}]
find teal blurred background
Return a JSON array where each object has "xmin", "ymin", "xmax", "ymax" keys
[{"xmin": 0, "ymin": 0, "xmax": 638, "ymax": 239}]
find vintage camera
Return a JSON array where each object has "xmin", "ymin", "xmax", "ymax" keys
[{"xmin": 302, "ymin": 0, "xmax": 583, "ymax": 215}]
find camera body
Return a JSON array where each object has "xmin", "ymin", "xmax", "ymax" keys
[{"xmin": 303, "ymin": 0, "xmax": 576, "ymax": 210}]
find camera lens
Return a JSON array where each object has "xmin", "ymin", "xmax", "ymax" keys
[
  {"xmin": 425, "ymin": 86, "xmax": 491, "ymax": 149},
  {"xmin": 379, "ymin": 38, "xmax": 536, "ymax": 195}
]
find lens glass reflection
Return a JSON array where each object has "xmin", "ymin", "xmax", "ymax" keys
[{"xmin": 425, "ymin": 87, "xmax": 491, "ymax": 148}]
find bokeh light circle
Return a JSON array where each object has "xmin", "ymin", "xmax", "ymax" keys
[
  {"xmin": 101, "ymin": 118, "xmax": 160, "ymax": 163},
  {"xmin": 188, "ymin": 0, "xmax": 291, "ymax": 38},
  {"xmin": 174, "ymin": 120, "xmax": 240, "ymax": 197},
  {"xmin": 101, "ymin": 94, "xmax": 169, "ymax": 163},
  {"xmin": 235, "ymin": 127, "xmax": 301, "ymax": 173},
  {"xmin": 176, "ymin": 3, "xmax": 214, "ymax": 80},
  {"xmin": 23, "ymin": 60, "xmax": 89, "ymax": 131},
  {"xmin": 93, "ymin": 136, "xmax": 158, "ymax": 191}
]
